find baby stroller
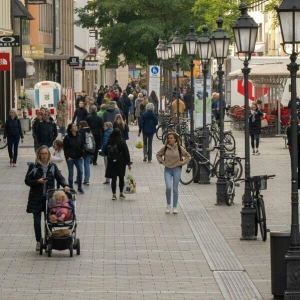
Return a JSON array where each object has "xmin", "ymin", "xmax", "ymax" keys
[{"xmin": 39, "ymin": 188, "xmax": 80, "ymax": 257}]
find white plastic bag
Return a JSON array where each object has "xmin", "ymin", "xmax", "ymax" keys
[{"xmin": 135, "ymin": 137, "xmax": 143, "ymax": 149}]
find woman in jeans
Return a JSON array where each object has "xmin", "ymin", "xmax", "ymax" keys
[
  {"xmin": 156, "ymin": 132, "xmax": 191, "ymax": 214},
  {"xmin": 249, "ymin": 102, "xmax": 264, "ymax": 155},
  {"xmin": 25, "ymin": 145, "xmax": 70, "ymax": 251},
  {"xmin": 3, "ymin": 109, "xmax": 24, "ymax": 166},
  {"xmin": 138, "ymin": 103, "xmax": 158, "ymax": 163}
]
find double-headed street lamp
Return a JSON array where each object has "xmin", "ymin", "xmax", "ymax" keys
[
  {"xmin": 232, "ymin": 2, "xmax": 258, "ymax": 240},
  {"xmin": 185, "ymin": 25, "xmax": 199, "ymax": 141},
  {"xmin": 197, "ymin": 25, "xmax": 212, "ymax": 184},
  {"xmin": 276, "ymin": 0, "xmax": 300, "ymax": 297},
  {"xmin": 170, "ymin": 31, "xmax": 183, "ymax": 124},
  {"xmin": 210, "ymin": 17, "xmax": 230, "ymax": 204}
]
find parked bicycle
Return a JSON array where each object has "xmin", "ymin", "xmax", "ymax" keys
[
  {"xmin": 240, "ymin": 174, "xmax": 275, "ymax": 241},
  {"xmin": 0, "ymin": 122, "xmax": 7, "ymax": 150},
  {"xmin": 156, "ymin": 114, "xmax": 172, "ymax": 140},
  {"xmin": 180, "ymin": 144, "xmax": 243, "ymax": 185},
  {"xmin": 161, "ymin": 118, "xmax": 189, "ymax": 144}
]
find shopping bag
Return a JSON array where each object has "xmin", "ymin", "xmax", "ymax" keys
[
  {"xmin": 124, "ymin": 174, "xmax": 136, "ymax": 194},
  {"xmin": 135, "ymin": 137, "xmax": 143, "ymax": 149},
  {"xmin": 261, "ymin": 118, "xmax": 268, "ymax": 128}
]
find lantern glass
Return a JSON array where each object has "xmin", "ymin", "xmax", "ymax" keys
[
  {"xmin": 186, "ymin": 40, "xmax": 198, "ymax": 55},
  {"xmin": 279, "ymin": 11, "xmax": 300, "ymax": 44},
  {"xmin": 211, "ymin": 38, "xmax": 229, "ymax": 59},
  {"xmin": 167, "ymin": 45, "xmax": 173, "ymax": 58},
  {"xmin": 198, "ymin": 42, "xmax": 212, "ymax": 61},
  {"xmin": 234, "ymin": 27, "xmax": 258, "ymax": 53}
]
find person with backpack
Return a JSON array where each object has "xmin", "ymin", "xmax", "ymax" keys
[
  {"xmin": 78, "ymin": 121, "xmax": 94, "ymax": 185},
  {"xmin": 104, "ymin": 128, "xmax": 132, "ymax": 200},
  {"xmin": 25, "ymin": 145, "xmax": 70, "ymax": 251},
  {"xmin": 156, "ymin": 132, "xmax": 191, "ymax": 214},
  {"xmin": 100, "ymin": 122, "xmax": 113, "ymax": 184},
  {"xmin": 138, "ymin": 103, "xmax": 158, "ymax": 163},
  {"xmin": 86, "ymin": 105, "xmax": 104, "ymax": 165},
  {"xmin": 63, "ymin": 123, "xmax": 85, "ymax": 194},
  {"xmin": 3, "ymin": 109, "xmax": 24, "ymax": 167}
]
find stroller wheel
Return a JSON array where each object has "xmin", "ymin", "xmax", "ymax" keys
[
  {"xmin": 75, "ymin": 238, "xmax": 80, "ymax": 255},
  {"xmin": 69, "ymin": 239, "xmax": 73, "ymax": 257},
  {"xmin": 39, "ymin": 238, "xmax": 43, "ymax": 255},
  {"xmin": 47, "ymin": 244, "xmax": 52, "ymax": 257}
]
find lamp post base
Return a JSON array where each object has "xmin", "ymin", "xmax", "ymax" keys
[
  {"xmin": 199, "ymin": 163, "xmax": 211, "ymax": 184},
  {"xmin": 240, "ymin": 207, "xmax": 257, "ymax": 240},
  {"xmin": 216, "ymin": 178, "xmax": 227, "ymax": 205},
  {"xmin": 285, "ymin": 253, "xmax": 300, "ymax": 299}
]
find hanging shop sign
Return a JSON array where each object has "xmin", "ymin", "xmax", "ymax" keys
[
  {"xmin": 67, "ymin": 56, "xmax": 80, "ymax": 67},
  {"xmin": 22, "ymin": 45, "xmax": 44, "ymax": 59},
  {"xmin": 0, "ymin": 36, "xmax": 20, "ymax": 47},
  {"xmin": 85, "ymin": 60, "xmax": 98, "ymax": 71},
  {"xmin": 26, "ymin": 0, "xmax": 47, "ymax": 4},
  {"xmin": 0, "ymin": 53, "xmax": 10, "ymax": 71}
]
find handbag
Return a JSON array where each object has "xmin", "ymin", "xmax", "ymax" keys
[
  {"xmin": 261, "ymin": 119, "xmax": 268, "ymax": 128},
  {"xmin": 124, "ymin": 174, "xmax": 136, "ymax": 194}
]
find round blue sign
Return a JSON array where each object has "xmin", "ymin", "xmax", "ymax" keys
[{"xmin": 151, "ymin": 66, "xmax": 159, "ymax": 75}]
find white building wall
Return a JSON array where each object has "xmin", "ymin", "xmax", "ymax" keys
[
  {"xmin": 0, "ymin": 0, "xmax": 12, "ymax": 32},
  {"xmin": 74, "ymin": 0, "xmax": 89, "ymax": 52}
]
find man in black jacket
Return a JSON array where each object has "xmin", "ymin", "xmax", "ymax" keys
[
  {"xmin": 72, "ymin": 101, "xmax": 88, "ymax": 127},
  {"xmin": 120, "ymin": 90, "xmax": 132, "ymax": 124},
  {"xmin": 36, "ymin": 111, "xmax": 57, "ymax": 148},
  {"xmin": 183, "ymin": 88, "xmax": 193, "ymax": 118},
  {"xmin": 75, "ymin": 90, "xmax": 86, "ymax": 108},
  {"xmin": 86, "ymin": 105, "xmax": 104, "ymax": 165}
]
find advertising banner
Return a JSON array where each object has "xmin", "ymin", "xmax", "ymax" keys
[{"xmin": 23, "ymin": 45, "xmax": 44, "ymax": 58}]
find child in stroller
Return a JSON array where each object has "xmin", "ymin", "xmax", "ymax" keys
[{"xmin": 49, "ymin": 190, "xmax": 71, "ymax": 222}]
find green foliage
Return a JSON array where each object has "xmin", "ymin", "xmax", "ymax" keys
[{"xmin": 263, "ymin": 0, "xmax": 281, "ymax": 29}]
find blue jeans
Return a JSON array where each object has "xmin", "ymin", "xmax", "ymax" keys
[
  {"xmin": 60, "ymin": 126, "xmax": 66, "ymax": 136},
  {"xmin": 164, "ymin": 167, "xmax": 181, "ymax": 208},
  {"xmin": 67, "ymin": 158, "xmax": 83, "ymax": 189},
  {"xmin": 33, "ymin": 212, "xmax": 42, "ymax": 242},
  {"xmin": 7, "ymin": 135, "xmax": 20, "ymax": 163},
  {"xmin": 83, "ymin": 153, "xmax": 90, "ymax": 182},
  {"xmin": 143, "ymin": 134, "xmax": 154, "ymax": 161}
]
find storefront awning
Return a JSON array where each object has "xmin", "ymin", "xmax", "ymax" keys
[
  {"xmin": 12, "ymin": 0, "xmax": 34, "ymax": 20},
  {"xmin": 14, "ymin": 56, "xmax": 26, "ymax": 79},
  {"xmin": 23, "ymin": 57, "xmax": 34, "ymax": 63}
]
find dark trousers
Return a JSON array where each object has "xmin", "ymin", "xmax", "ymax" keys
[
  {"xmin": 93, "ymin": 135, "xmax": 102, "ymax": 163},
  {"xmin": 111, "ymin": 176, "xmax": 125, "ymax": 194},
  {"xmin": 143, "ymin": 134, "xmax": 154, "ymax": 161},
  {"xmin": 33, "ymin": 212, "xmax": 42, "ymax": 242},
  {"xmin": 124, "ymin": 112, "xmax": 129, "ymax": 124},
  {"xmin": 250, "ymin": 134, "xmax": 260, "ymax": 149},
  {"xmin": 7, "ymin": 135, "xmax": 20, "ymax": 163}
]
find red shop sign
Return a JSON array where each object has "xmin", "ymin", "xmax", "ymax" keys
[{"xmin": 0, "ymin": 53, "xmax": 10, "ymax": 71}]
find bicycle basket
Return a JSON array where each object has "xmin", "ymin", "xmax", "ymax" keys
[{"xmin": 249, "ymin": 176, "xmax": 267, "ymax": 191}]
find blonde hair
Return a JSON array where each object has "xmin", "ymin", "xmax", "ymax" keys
[
  {"xmin": 114, "ymin": 114, "xmax": 125, "ymax": 129},
  {"xmin": 35, "ymin": 146, "xmax": 51, "ymax": 164},
  {"xmin": 142, "ymin": 97, "xmax": 149, "ymax": 106},
  {"xmin": 53, "ymin": 190, "xmax": 68, "ymax": 202}
]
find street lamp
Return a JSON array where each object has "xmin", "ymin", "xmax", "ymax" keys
[
  {"xmin": 276, "ymin": 0, "xmax": 300, "ymax": 297},
  {"xmin": 210, "ymin": 17, "xmax": 230, "ymax": 204},
  {"xmin": 185, "ymin": 25, "xmax": 199, "ymax": 141},
  {"xmin": 232, "ymin": 2, "xmax": 258, "ymax": 240},
  {"xmin": 171, "ymin": 30, "xmax": 183, "ymax": 124},
  {"xmin": 198, "ymin": 25, "xmax": 212, "ymax": 184}
]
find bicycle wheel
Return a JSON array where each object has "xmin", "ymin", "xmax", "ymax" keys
[
  {"xmin": 0, "ymin": 140, "xmax": 7, "ymax": 149},
  {"xmin": 180, "ymin": 157, "xmax": 198, "ymax": 185},
  {"xmin": 224, "ymin": 132, "xmax": 236, "ymax": 152},
  {"xmin": 234, "ymin": 159, "xmax": 243, "ymax": 180},
  {"xmin": 254, "ymin": 200, "xmax": 258, "ymax": 236},
  {"xmin": 208, "ymin": 132, "xmax": 216, "ymax": 150},
  {"xmin": 156, "ymin": 125, "xmax": 164, "ymax": 140},
  {"xmin": 257, "ymin": 198, "xmax": 267, "ymax": 241},
  {"xmin": 225, "ymin": 181, "xmax": 235, "ymax": 206}
]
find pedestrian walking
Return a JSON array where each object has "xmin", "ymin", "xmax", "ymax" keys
[
  {"xmin": 104, "ymin": 128, "xmax": 132, "ymax": 200},
  {"xmin": 138, "ymin": 103, "xmax": 158, "ymax": 163},
  {"xmin": 49, "ymin": 139, "xmax": 65, "ymax": 188},
  {"xmin": 140, "ymin": 97, "xmax": 149, "ymax": 115},
  {"xmin": 86, "ymin": 105, "xmax": 104, "ymax": 165},
  {"xmin": 113, "ymin": 114, "xmax": 129, "ymax": 141},
  {"xmin": 72, "ymin": 100, "xmax": 89, "ymax": 127},
  {"xmin": 156, "ymin": 132, "xmax": 191, "ymax": 214},
  {"xmin": 63, "ymin": 123, "xmax": 85, "ymax": 194},
  {"xmin": 102, "ymin": 101, "xmax": 121, "ymax": 123},
  {"xmin": 148, "ymin": 90, "xmax": 159, "ymax": 114},
  {"xmin": 32, "ymin": 111, "xmax": 44, "ymax": 152},
  {"xmin": 3, "ymin": 109, "xmax": 24, "ymax": 167},
  {"xmin": 56, "ymin": 94, "xmax": 69, "ymax": 138},
  {"xmin": 135, "ymin": 93, "xmax": 144, "ymax": 125},
  {"xmin": 128, "ymin": 94, "xmax": 135, "ymax": 124},
  {"xmin": 25, "ymin": 145, "xmax": 70, "ymax": 251},
  {"xmin": 120, "ymin": 90, "xmax": 132, "ymax": 124},
  {"xmin": 75, "ymin": 90, "xmax": 86, "ymax": 108},
  {"xmin": 100, "ymin": 122, "xmax": 113, "ymax": 184},
  {"xmin": 171, "ymin": 98, "xmax": 186, "ymax": 122},
  {"xmin": 36, "ymin": 110, "xmax": 58, "ymax": 148},
  {"xmin": 249, "ymin": 102, "xmax": 264, "ymax": 155}
]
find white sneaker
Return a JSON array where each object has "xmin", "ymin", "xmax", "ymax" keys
[
  {"xmin": 112, "ymin": 194, "xmax": 117, "ymax": 200},
  {"xmin": 173, "ymin": 207, "xmax": 178, "ymax": 214},
  {"xmin": 165, "ymin": 205, "xmax": 171, "ymax": 214},
  {"xmin": 36, "ymin": 242, "xmax": 41, "ymax": 251}
]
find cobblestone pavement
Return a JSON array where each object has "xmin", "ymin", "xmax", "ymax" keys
[{"xmin": 0, "ymin": 123, "xmax": 291, "ymax": 300}]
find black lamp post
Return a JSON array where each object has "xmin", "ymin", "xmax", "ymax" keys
[
  {"xmin": 171, "ymin": 31, "xmax": 183, "ymax": 124},
  {"xmin": 197, "ymin": 25, "xmax": 212, "ymax": 184},
  {"xmin": 232, "ymin": 2, "xmax": 258, "ymax": 240},
  {"xmin": 185, "ymin": 25, "xmax": 199, "ymax": 141},
  {"xmin": 276, "ymin": 0, "xmax": 300, "ymax": 297},
  {"xmin": 210, "ymin": 17, "xmax": 230, "ymax": 204},
  {"xmin": 156, "ymin": 39, "xmax": 164, "ymax": 112}
]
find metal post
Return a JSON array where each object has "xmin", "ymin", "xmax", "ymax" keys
[
  {"xmin": 216, "ymin": 62, "xmax": 226, "ymax": 204},
  {"xmin": 240, "ymin": 58, "xmax": 256, "ymax": 240},
  {"xmin": 190, "ymin": 59, "xmax": 195, "ymax": 140},
  {"xmin": 176, "ymin": 61, "xmax": 180, "ymax": 124},
  {"xmin": 160, "ymin": 59, "xmax": 163, "ymax": 113},
  {"xmin": 199, "ymin": 61, "xmax": 210, "ymax": 184},
  {"xmin": 285, "ymin": 52, "xmax": 300, "ymax": 299}
]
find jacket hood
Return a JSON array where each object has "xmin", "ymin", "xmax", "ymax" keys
[
  {"xmin": 105, "ymin": 128, "xmax": 113, "ymax": 134},
  {"xmin": 106, "ymin": 106, "xmax": 116, "ymax": 112},
  {"xmin": 143, "ymin": 110, "xmax": 155, "ymax": 118}
]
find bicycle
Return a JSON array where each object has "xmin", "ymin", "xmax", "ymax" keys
[
  {"xmin": 241, "ymin": 174, "xmax": 275, "ymax": 241},
  {"xmin": 161, "ymin": 119, "xmax": 189, "ymax": 144},
  {"xmin": 156, "ymin": 114, "xmax": 172, "ymax": 140},
  {"xmin": 0, "ymin": 124, "xmax": 7, "ymax": 150},
  {"xmin": 180, "ymin": 144, "xmax": 243, "ymax": 185}
]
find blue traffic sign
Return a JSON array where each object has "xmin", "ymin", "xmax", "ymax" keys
[{"xmin": 150, "ymin": 66, "xmax": 159, "ymax": 75}]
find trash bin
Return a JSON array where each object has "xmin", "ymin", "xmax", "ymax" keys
[
  {"xmin": 270, "ymin": 231, "xmax": 290, "ymax": 298},
  {"xmin": 20, "ymin": 118, "xmax": 30, "ymax": 134}
]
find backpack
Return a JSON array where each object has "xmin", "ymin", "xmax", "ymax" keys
[
  {"xmin": 84, "ymin": 132, "xmax": 95, "ymax": 154},
  {"xmin": 163, "ymin": 145, "xmax": 182, "ymax": 161},
  {"xmin": 106, "ymin": 144, "xmax": 119, "ymax": 161}
]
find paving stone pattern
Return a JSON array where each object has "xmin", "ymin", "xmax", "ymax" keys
[{"xmin": 0, "ymin": 124, "xmax": 291, "ymax": 300}]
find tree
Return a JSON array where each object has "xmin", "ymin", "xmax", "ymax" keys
[{"xmin": 75, "ymin": 0, "xmax": 202, "ymax": 67}]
